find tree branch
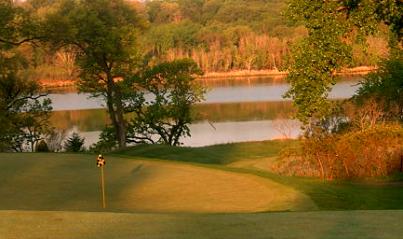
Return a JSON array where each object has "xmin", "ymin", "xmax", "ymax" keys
[{"xmin": 6, "ymin": 93, "xmax": 48, "ymax": 111}]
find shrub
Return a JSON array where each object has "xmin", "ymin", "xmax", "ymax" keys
[
  {"xmin": 64, "ymin": 133, "xmax": 85, "ymax": 152},
  {"xmin": 36, "ymin": 140, "xmax": 50, "ymax": 152},
  {"xmin": 88, "ymin": 127, "xmax": 118, "ymax": 153},
  {"xmin": 273, "ymin": 124, "xmax": 403, "ymax": 180}
]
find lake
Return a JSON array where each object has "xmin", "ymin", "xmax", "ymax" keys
[{"xmin": 49, "ymin": 76, "xmax": 362, "ymax": 147}]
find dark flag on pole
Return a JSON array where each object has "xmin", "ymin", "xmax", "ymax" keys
[{"xmin": 97, "ymin": 154, "xmax": 106, "ymax": 167}]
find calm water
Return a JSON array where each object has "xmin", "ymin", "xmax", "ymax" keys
[{"xmin": 50, "ymin": 77, "xmax": 361, "ymax": 147}]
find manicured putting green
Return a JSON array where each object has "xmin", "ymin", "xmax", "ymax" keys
[{"xmin": 0, "ymin": 153, "xmax": 315, "ymax": 212}]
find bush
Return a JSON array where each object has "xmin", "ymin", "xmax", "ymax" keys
[
  {"xmin": 88, "ymin": 127, "xmax": 118, "ymax": 153},
  {"xmin": 64, "ymin": 133, "xmax": 85, "ymax": 152},
  {"xmin": 36, "ymin": 140, "xmax": 49, "ymax": 152},
  {"xmin": 273, "ymin": 124, "xmax": 403, "ymax": 180}
]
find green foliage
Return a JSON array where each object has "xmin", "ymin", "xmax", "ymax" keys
[
  {"xmin": 0, "ymin": 0, "xmax": 39, "ymax": 47},
  {"xmin": 354, "ymin": 56, "xmax": 403, "ymax": 121},
  {"xmin": 64, "ymin": 132, "xmax": 85, "ymax": 152},
  {"xmin": 128, "ymin": 59, "xmax": 205, "ymax": 146},
  {"xmin": 0, "ymin": 3, "xmax": 53, "ymax": 152},
  {"xmin": 284, "ymin": 0, "xmax": 402, "ymax": 128},
  {"xmin": 43, "ymin": 0, "xmax": 146, "ymax": 148},
  {"xmin": 0, "ymin": 54, "xmax": 53, "ymax": 152},
  {"xmin": 89, "ymin": 126, "xmax": 118, "ymax": 153},
  {"xmin": 142, "ymin": 0, "xmax": 306, "ymax": 72},
  {"xmin": 3, "ymin": 0, "xmax": 391, "ymax": 80},
  {"xmin": 89, "ymin": 59, "xmax": 205, "ymax": 148},
  {"xmin": 145, "ymin": 0, "xmax": 286, "ymax": 31},
  {"xmin": 146, "ymin": 20, "xmax": 202, "ymax": 56}
]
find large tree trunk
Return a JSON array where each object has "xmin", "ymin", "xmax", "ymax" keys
[
  {"xmin": 113, "ymin": 86, "xmax": 127, "ymax": 149},
  {"xmin": 105, "ymin": 75, "xmax": 126, "ymax": 149}
]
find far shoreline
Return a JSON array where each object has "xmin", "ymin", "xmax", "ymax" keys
[
  {"xmin": 39, "ymin": 66, "xmax": 375, "ymax": 89},
  {"xmin": 200, "ymin": 66, "xmax": 375, "ymax": 79}
]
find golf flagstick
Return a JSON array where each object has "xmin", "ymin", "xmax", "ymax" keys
[
  {"xmin": 100, "ymin": 166, "xmax": 106, "ymax": 208},
  {"xmin": 97, "ymin": 154, "xmax": 106, "ymax": 208}
]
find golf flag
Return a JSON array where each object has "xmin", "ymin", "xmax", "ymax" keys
[{"xmin": 97, "ymin": 154, "xmax": 106, "ymax": 167}]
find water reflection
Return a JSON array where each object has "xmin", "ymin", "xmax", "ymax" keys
[
  {"xmin": 183, "ymin": 120, "xmax": 301, "ymax": 147},
  {"xmin": 75, "ymin": 120, "xmax": 301, "ymax": 148},
  {"xmin": 49, "ymin": 77, "xmax": 361, "ymax": 147},
  {"xmin": 196, "ymin": 101, "xmax": 295, "ymax": 122},
  {"xmin": 51, "ymin": 109, "xmax": 109, "ymax": 132},
  {"xmin": 48, "ymin": 78, "xmax": 361, "ymax": 111},
  {"xmin": 51, "ymin": 102, "xmax": 295, "ymax": 132},
  {"xmin": 51, "ymin": 101, "xmax": 298, "ymax": 147}
]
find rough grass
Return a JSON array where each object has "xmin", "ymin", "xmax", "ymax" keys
[
  {"xmin": 0, "ymin": 152, "xmax": 315, "ymax": 213},
  {"xmin": 1, "ymin": 210, "xmax": 403, "ymax": 239}
]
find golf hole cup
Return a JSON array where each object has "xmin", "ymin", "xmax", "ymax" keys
[{"xmin": 97, "ymin": 154, "xmax": 106, "ymax": 167}]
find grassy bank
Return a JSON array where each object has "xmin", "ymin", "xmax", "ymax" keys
[
  {"xmin": 114, "ymin": 140, "xmax": 297, "ymax": 164},
  {"xmin": 115, "ymin": 140, "xmax": 403, "ymax": 211}
]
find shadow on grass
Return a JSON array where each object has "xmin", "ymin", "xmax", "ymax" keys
[
  {"xmin": 111, "ymin": 140, "xmax": 403, "ymax": 211},
  {"xmin": 0, "ymin": 153, "xmax": 154, "ymax": 212},
  {"xmin": 112, "ymin": 140, "xmax": 297, "ymax": 165},
  {"xmin": 217, "ymin": 166, "xmax": 403, "ymax": 211}
]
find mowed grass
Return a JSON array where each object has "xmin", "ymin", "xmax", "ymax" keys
[
  {"xmin": 2, "ymin": 140, "xmax": 403, "ymax": 239},
  {"xmin": 0, "ymin": 152, "xmax": 315, "ymax": 213},
  {"xmin": 1, "ymin": 140, "xmax": 403, "ymax": 212},
  {"xmin": 2, "ymin": 210, "xmax": 403, "ymax": 239},
  {"xmin": 114, "ymin": 139, "xmax": 298, "ymax": 164},
  {"xmin": 118, "ymin": 140, "xmax": 403, "ymax": 211}
]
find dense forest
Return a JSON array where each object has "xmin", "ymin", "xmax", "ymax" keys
[{"xmin": 15, "ymin": 0, "xmax": 389, "ymax": 83}]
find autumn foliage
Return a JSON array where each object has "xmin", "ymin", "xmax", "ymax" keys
[{"xmin": 273, "ymin": 124, "xmax": 403, "ymax": 180}]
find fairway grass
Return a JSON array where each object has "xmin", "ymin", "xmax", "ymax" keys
[
  {"xmin": 0, "ymin": 153, "xmax": 315, "ymax": 213},
  {"xmin": 1, "ymin": 140, "xmax": 403, "ymax": 239},
  {"xmin": 1, "ymin": 210, "xmax": 403, "ymax": 239},
  {"xmin": 119, "ymin": 142, "xmax": 403, "ymax": 211}
]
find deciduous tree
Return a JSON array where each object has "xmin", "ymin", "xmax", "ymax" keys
[
  {"xmin": 284, "ymin": 0, "xmax": 402, "ymax": 130},
  {"xmin": 43, "ymin": 0, "xmax": 146, "ymax": 148},
  {"xmin": 128, "ymin": 59, "xmax": 205, "ymax": 146},
  {"xmin": 0, "ymin": 1, "xmax": 52, "ymax": 152}
]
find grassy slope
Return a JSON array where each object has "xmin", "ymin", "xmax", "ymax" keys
[
  {"xmin": 0, "ymin": 152, "xmax": 315, "ymax": 213},
  {"xmin": 1, "ymin": 210, "xmax": 403, "ymax": 239},
  {"xmin": 1, "ymin": 140, "xmax": 403, "ymax": 239},
  {"xmin": 1, "ymin": 140, "xmax": 402, "ymax": 212},
  {"xmin": 116, "ymin": 140, "xmax": 403, "ymax": 210},
  {"xmin": 114, "ymin": 140, "xmax": 298, "ymax": 164}
]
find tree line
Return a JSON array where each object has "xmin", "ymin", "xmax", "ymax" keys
[
  {"xmin": 0, "ymin": 0, "xmax": 205, "ymax": 152},
  {"xmin": 9, "ymin": 0, "xmax": 391, "ymax": 83}
]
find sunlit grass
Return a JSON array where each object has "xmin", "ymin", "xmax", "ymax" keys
[
  {"xmin": 0, "ymin": 151, "xmax": 314, "ymax": 213},
  {"xmin": 1, "ymin": 140, "xmax": 403, "ymax": 239},
  {"xmin": 2, "ymin": 210, "xmax": 403, "ymax": 239},
  {"xmin": 116, "ymin": 140, "xmax": 403, "ymax": 210}
]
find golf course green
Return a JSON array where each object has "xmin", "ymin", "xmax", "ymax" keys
[{"xmin": 1, "ymin": 140, "xmax": 403, "ymax": 238}]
